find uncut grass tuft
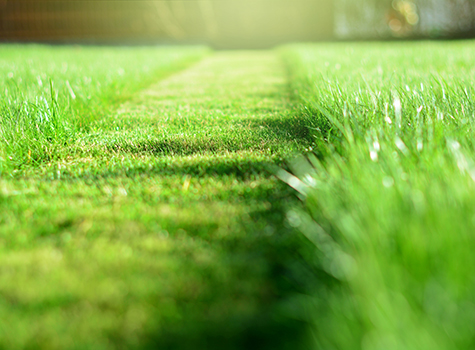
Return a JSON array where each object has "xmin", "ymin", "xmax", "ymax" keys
[{"xmin": 280, "ymin": 41, "xmax": 475, "ymax": 350}]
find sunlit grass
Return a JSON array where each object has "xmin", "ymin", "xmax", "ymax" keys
[
  {"xmin": 281, "ymin": 41, "xmax": 475, "ymax": 350},
  {"xmin": 0, "ymin": 45, "xmax": 208, "ymax": 171},
  {"xmin": 0, "ymin": 49, "xmax": 309, "ymax": 349}
]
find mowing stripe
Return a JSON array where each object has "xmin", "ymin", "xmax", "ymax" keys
[
  {"xmin": 0, "ymin": 52, "xmax": 311, "ymax": 349},
  {"xmin": 86, "ymin": 51, "xmax": 310, "ymax": 160}
]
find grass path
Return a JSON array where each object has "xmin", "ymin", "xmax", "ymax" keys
[{"xmin": 0, "ymin": 51, "xmax": 311, "ymax": 349}]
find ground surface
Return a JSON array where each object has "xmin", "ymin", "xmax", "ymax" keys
[
  {"xmin": 0, "ymin": 50, "xmax": 311, "ymax": 349},
  {"xmin": 4, "ymin": 41, "xmax": 475, "ymax": 350}
]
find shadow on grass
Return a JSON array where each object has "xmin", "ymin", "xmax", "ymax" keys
[
  {"xmin": 48, "ymin": 109, "xmax": 318, "ymax": 349},
  {"xmin": 104, "ymin": 114, "xmax": 314, "ymax": 157},
  {"xmin": 36, "ymin": 101, "xmax": 317, "ymax": 348},
  {"xmin": 76, "ymin": 113, "xmax": 313, "ymax": 349},
  {"xmin": 127, "ymin": 114, "xmax": 316, "ymax": 349},
  {"xmin": 61, "ymin": 158, "xmax": 273, "ymax": 183},
  {"xmin": 137, "ymin": 184, "xmax": 314, "ymax": 350}
]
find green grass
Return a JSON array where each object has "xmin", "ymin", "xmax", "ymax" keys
[
  {"xmin": 280, "ymin": 41, "xmax": 475, "ymax": 350},
  {"xmin": 0, "ymin": 45, "xmax": 208, "ymax": 172},
  {"xmin": 0, "ymin": 48, "xmax": 312, "ymax": 349},
  {"xmin": 5, "ymin": 41, "xmax": 474, "ymax": 350}
]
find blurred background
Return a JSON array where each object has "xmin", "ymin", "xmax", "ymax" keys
[{"xmin": 0, "ymin": 0, "xmax": 474, "ymax": 48}]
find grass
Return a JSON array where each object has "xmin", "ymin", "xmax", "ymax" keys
[
  {"xmin": 0, "ymin": 48, "xmax": 312, "ymax": 349},
  {"xmin": 0, "ymin": 45, "xmax": 208, "ymax": 172},
  {"xmin": 4, "ymin": 40, "xmax": 475, "ymax": 350},
  {"xmin": 280, "ymin": 41, "xmax": 475, "ymax": 350}
]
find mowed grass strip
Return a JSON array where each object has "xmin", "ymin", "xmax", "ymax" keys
[
  {"xmin": 281, "ymin": 41, "xmax": 475, "ymax": 350},
  {"xmin": 0, "ymin": 45, "xmax": 208, "ymax": 172},
  {"xmin": 0, "ymin": 51, "xmax": 312, "ymax": 349}
]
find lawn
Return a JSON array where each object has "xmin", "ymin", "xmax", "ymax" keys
[
  {"xmin": 2, "ymin": 41, "xmax": 475, "ymax": 350},
  {"xmin": 0, "ymin": 45, "xmax": 207, "ymax": 171},
  {"xmin": 0, "ymin": 46, "xmax": 311, "ymax": 349},
  {"xmin": 281, "ymin": 41, "xmax": 475, "ymax": 350}
]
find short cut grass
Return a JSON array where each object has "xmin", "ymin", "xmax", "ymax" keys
[{"xmin": 0, "ymin": 47, "xmax": 309, "ymax": 349}]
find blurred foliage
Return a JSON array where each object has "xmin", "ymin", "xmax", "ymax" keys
[
  {"xmin": 0, "ymin": 0, "xmax": 333, "ymax": 48},
  {"xmin": 335, "ymin": 0, "xmax": 475, "ymax": 39},
  {"xmin": 1, "ymin": 0, "xmax": 474, "ymax": 43}
]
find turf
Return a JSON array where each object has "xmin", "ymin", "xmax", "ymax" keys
[
  {"xmin": 0, "ymin": 48, "xmax": 312, "ymax": 349},
  {"xmin": 281, "ymin": 41, "xmax": 475, "ymax": 350},
  {"xmin": 5, "ymin": 41, "xmax": 475, "ymax": 350},
  {"xmin": 0, "ymin": 45, "xmax": 207, "ymax": 172}
]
